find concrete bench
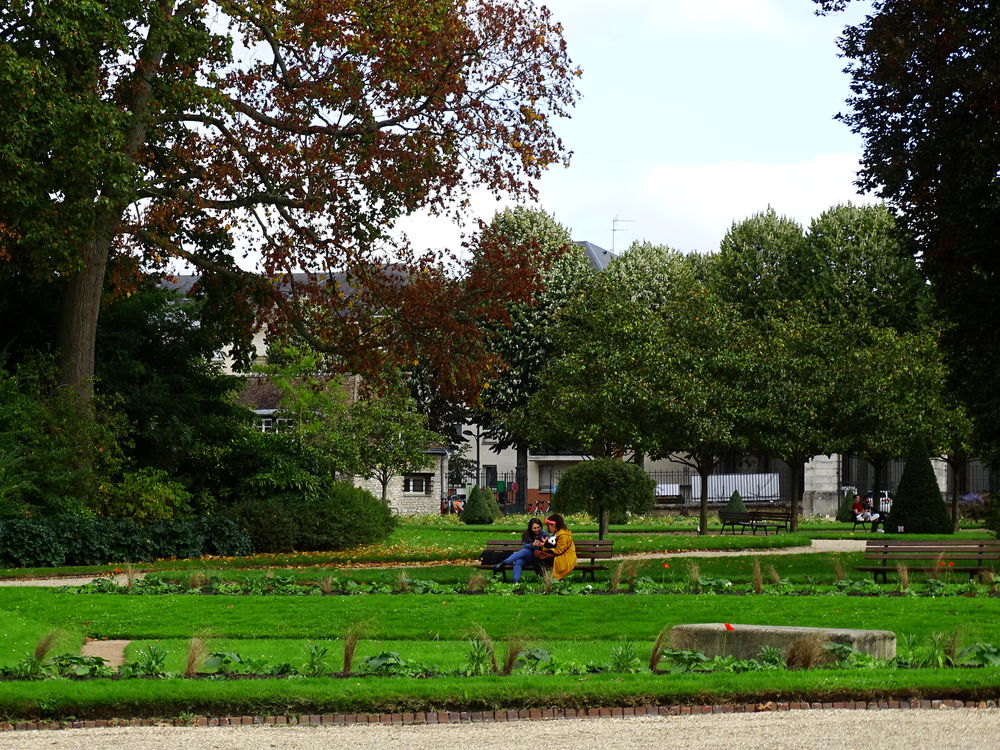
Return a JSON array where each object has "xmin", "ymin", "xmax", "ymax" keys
[{"xmin": 670, "ymin": 623, "xmax": 896, "ymax": 660}]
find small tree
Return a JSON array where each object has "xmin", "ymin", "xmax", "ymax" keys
[
  {"xmin": 551, "ymin": 459, "xmax": 654, "ymax": 539},
  {"xmin": 726, "ymin": 491, "xmax": 747, "ymax": 514},
  {"xmin": 460, "ymin": 486, "xmax": 500, "ymax": 525},
  {"xmin": 888, "ymin": 438, "xmax": 952, "ymax": 534},
  {"xmin": 836, "ymin": 490, "xmax": 857, "ymax": 524}
]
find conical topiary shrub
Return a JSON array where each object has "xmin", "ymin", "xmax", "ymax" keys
[
  {"xmin": 726, "ymin": 490, "xmax": 746, "ymax": 513},
  {"xmin": 836, "ymin": 490, "xmax": 856, "ymax": 523},
  {"xmin": 887, "ymin": 438, "xmax": 952, "ymax": 534},
  {"xmin": 460, "ymin": 485, "xmax": 498, "ymax": 525}
]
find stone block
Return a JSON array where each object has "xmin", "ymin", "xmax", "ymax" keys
[{"xmin": 669, "ymin": 622, "xmax": 895, "ymax": 660}]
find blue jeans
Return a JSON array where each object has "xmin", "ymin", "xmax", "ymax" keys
[{"xmin": 501, "ymin": 548, "xmax": 536, "ymax": 582}]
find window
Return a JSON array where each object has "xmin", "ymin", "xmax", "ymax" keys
[
  {"xmin": 404, "ymin": 474, "xmax": 432, "ymax": 494},
  {"xmin": 484, "ymin": 465, "xmax": 498, "ymax": 488}
]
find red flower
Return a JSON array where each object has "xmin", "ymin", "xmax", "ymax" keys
[
  {"xmin": 724, "ymin": 623, "xmax": 735, "ymax": 631},
  {"xmin": 939, "ymin": 562, "xmax": 946, "ymax": 567},
  {"xmin": 949, "ymin": 562, "xmax": 955, "ymax": 567},
  {"xmin": 662, "ymin": 562, "xmax": 670, "ymax": 568}
]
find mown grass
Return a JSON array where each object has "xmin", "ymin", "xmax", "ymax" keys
[
  {"xmin": 1, "ymin": 668, "xmax": 998, "ymax": 720},
  {"xmin": 2, "ymin": 588, "xmax": 998, "ymax": 651}
]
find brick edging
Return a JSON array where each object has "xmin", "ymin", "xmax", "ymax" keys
[{"xmin": 2, "ymin": 699, "xmax": 998, "ymax": 731}]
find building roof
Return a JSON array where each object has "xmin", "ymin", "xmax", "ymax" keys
[{"xmin": 574, "ymin": 240, "xmax": 616, "ymax": 271}]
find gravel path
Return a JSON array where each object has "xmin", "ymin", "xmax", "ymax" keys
[{"xmin": 3, "ymin": 710, "xmax": 998, "ymax": 750}]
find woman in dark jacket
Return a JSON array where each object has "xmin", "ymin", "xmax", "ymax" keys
[{"xmin": 495, "ymin": 517, "xmax": 548, "ymax": 582}]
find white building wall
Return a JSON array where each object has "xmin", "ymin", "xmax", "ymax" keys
[{"xmin": 802, "ymin": 455, "xmax": 841, "ymax": 517}]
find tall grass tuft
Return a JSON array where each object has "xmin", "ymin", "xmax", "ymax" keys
[
  {"xmin": 649, "ymin": 625, "xmax": 671, "ymax": 672},
  {"xmin": 895, "ymin": 562, "xmax": 910, "ymax": 591},
  {"xmin": 687, "ymin": 562, "xmax": 701, "ymax": 594},
  {"xmin": 609, "ymin": 560, "xmax": 639, "ymax": 594},
  {"xmin": 397, "ymin": 571, "xmax": 410, "ymax": 593},
  {"xmin": 832, "ymin": 556, "xmax": 845, "ymax": 582},
  {"xmin": 927, "ymin": 552, "xmax": 945, "ymax": 580},
  {"xmin": 318, "ymin": 575, "xmax": 335, "ymax": 595},
  {"xmin": 980, "ymin": 568, "xmax": 996, "ymax": 594},
  {"xmin": 342, "ymin": 621, "xmax": 366, "ymax": 676},
  {"xmin": 540, "ymin": 567, "xmax": 555, "ymax": 594},
  {"xmin": 766, "ymin": 564, "xmax": 781, "ymax": 585},
  {"xmin": 185, "ymin": 630, "xmax": 212, "ymax": 678},
  {"xmin": 752, "ymin": 558, "xmax": 763, "ymax": 595},
  {"xmin": 500, "ymin": 632, "xmax": 530, "ymax": 676},
  {"xmin": 785, "ymin": 634, "xmax": 828, "ymax": 670},
  {"xmin": 33, "ymin": 629, "xmax": 60, "ymax": 662},
  {"xmin": 187, "ymin": 571, "xmax": 209, "ymax": 590},
  {"xmin": 123, "ymin": 562, "xmax": 139, "ymax": 591},
  {"xmin": 466, "ymin": 571, "xmax": 488, "ymax": 593}
]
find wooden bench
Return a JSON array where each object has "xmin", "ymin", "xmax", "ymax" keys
[
  {"xmin": 476, "ymin": 539, "xmax": 615, "ymax": 582},
  {"xmin": 856, "ymin": 538, "xmax": 1000, "ymax": 583},
  {"xmin": 851, "ymin": 516, "xmax": 882, "ymax": 532},
  {"xmin": 718, "ymin": 508, "xmax": 792, "ymax": 535}
]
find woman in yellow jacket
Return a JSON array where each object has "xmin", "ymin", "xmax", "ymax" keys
[{"xmin": 542, "ymin": 514, "xmax": 576, "ymax": 580}]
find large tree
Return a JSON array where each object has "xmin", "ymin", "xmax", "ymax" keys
[
  {"xmin": 816, "ymin": 0, "xmax": 1000, "ymax": 457},
  {"xmin": 475, "ymin": 207, "xmax": 593, "ymax": 501},
  {"xmin": 0, "ymin": 0, "xmax": 579, "ymax": 404}
]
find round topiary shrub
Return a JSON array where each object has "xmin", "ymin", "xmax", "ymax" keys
[{"xmin": 460, "ymin": 485, "xmax": 499, "ymax": 525}]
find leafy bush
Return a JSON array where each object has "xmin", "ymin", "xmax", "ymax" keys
[
  {"xmin": 888, "ymin": 438, "xmax": 952, "ymax": 534},
  {"xmin": 726, "ymin": 490, "xmax": 747, "ymax": 513},
  {"xmin": 94, "ymin": 468, "xmax": 193, "ymax": 523},
  {"xmin": 196, "ymin": 516, "xmax": 255, "ymax": 557},
  {"xmin": 296, "ymin": 482, "xmax": 395, "ymax": 551},
  {"xmin": 460, "ymin": 485, "xmax": 499, "ymax": 525}
]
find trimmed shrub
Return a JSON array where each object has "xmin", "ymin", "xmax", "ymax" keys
[
  {"xmin": 0, "ymin": 515, "xmax": 252, "ymax": 568},
  {"xmin": 228, "ymin": 480, "xmax": 394, "ymax": 553},
  {"xmin": 888, "ymin": 438, "xmax": 952, "ymax": 534},
  {"xmin": 726, "ymin": 490, "xmax": 747, "ymax": 514},
  {"xmin": 460, "ymin": 486, "xmax": 499, "ymax": 525},
  {"xmin": 0, "ymin": 518, "xmax": 66, "ymax": 568},
  {"xmin": 836, "ymin": 490, "xmax": 856, "ymax": 523},
  {"xmin": 196, "ymin": 516, "xmax": 255, "ymax": 557}
]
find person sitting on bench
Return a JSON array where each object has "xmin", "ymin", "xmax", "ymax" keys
[
  {"xmin": 494, "ymin": 518, "xmax": 548, "ymax": 582},
  {"xmin": 852, "ymin": 495, "xmax": 881, "ymax": 532}
]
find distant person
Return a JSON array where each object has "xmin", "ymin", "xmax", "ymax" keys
[
  {"xmin": 536, "ymin": 514, "xmax": 577, "ymax": 580},
  {"xmin": 494, "ymin": 518, "xmax": 548, "ymax": 583},
  {"xmin": 852, "ymin": 494, "xmax": 881, "ymax": 532}
]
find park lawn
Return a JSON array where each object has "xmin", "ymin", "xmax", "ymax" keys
[
  {"xmin": 1, "ymin": 582, "xmax": 999, "ymax": 719},
  {"xmin": 2, "ymin": 588, "xmax": 999, "ymax": 657}
]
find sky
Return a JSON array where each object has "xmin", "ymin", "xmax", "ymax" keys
[{"xmin": 396, "ymin": 0, "xmax": 876, "ymax": 257}]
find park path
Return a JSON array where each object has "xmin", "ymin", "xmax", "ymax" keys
[{"xmin": 2, "ymin": 709, "xmax": 999, "ymax": 750}]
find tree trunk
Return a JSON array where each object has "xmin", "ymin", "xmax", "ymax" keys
[
  {"xmin": 516, "ymin": 442, "xmax": 528, "ymax": 511},
  {"xmin": 599, "ymin": 506, "xmax": 609, "ymax": 540},
  {"xmin": 698, "ymin": 464, "xmax": 710, "ymax": 536},
  {"xmin": 56, "ymin": 219, "xmax": 117, "ymax": 401},
  {"xmin": 787, "ymin": 456, "xmax": 805, "ymax": 533}
]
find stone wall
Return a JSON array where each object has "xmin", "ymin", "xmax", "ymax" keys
[{"xmin": 802, "ymin": 455, "xmax": 840, "ymax": 517}]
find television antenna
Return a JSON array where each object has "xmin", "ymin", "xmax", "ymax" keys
[{"xmin": 612, "ymin": 216, "xmax": 635, "ymax": 252}]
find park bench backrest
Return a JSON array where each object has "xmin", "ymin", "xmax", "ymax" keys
[{"xmin": 862, "ymin": 539, "xmax": 1000, "ymax": 568}]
